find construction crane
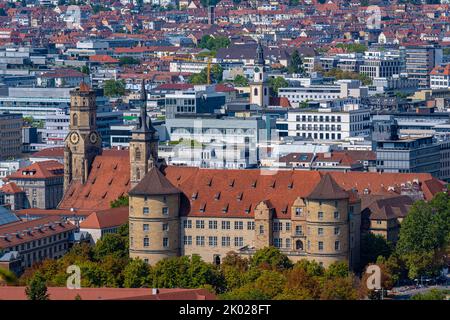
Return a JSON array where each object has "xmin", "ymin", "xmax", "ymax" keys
[{"xmin": 172, "ymin": 56, "xmax": 213, "ymax": 85}]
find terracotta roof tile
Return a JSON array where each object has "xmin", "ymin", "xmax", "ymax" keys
[
  {"xmin": 7, "ymin": 161, "xmax": 64, "ymax": 180},
  {"xmin": 80, "ymin": 207, "xmax": 128, "ymax": 229},
  {"xmin": 0, "ymin": 182, "xmax": 23, "ymax": 194}
]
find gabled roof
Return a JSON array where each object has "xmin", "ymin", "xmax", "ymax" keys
[
  {"xmin": 80, "ymin": 207, "xmax": 128, "ymax": 229},
  {"xmin": 0, "ymin": 182, "xmax": 23, "ymax": 194},
  {"xmin": 307, "ymin": 173, "xmax": 349, "ymax": 200},
  {"xmin": 129, "ymin": 167, "xmax": 180, "ymax": 196},
  {"xmin": 7, "ymin": 161, "xmax": 64, "ymax": 180}
]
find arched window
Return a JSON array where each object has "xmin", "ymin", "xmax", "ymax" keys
[
  {"xmin": 214, "ymin": 255, "xmax": 221, "ymax": 266},
  {"xmin": 72, "ymin": 114, "xmax": 78, "ymax": 127},
  {"xmin": 254, "ymin": 88, "xmax": 258, "ymax": 96},
  {"xmin": 135, "ymin": 148, "xmax": 141, "ymax": 161},
  {"xmin": 259, "ymin": 73, "xmax": 262, "ymax": 81},
  {"xmin": 136, "ymin": 168, "xmax": 141, "ymax": 180},
  {"xmin": 296, "ymin": 240, "xmax": 303, "ymax": 251}
]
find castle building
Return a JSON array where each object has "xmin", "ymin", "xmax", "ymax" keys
[
  {"xmin": 57, "ymin": 84, "xmax": 446, "ymax": 270},
  {"xmin": 63, "ymin": 83, "xmax": 102, "ymax": 192},
  {"xmin": 249, "ymin": 41, "xmax": 270, "ymax": 108}
]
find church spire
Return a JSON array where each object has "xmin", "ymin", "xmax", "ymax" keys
[
  {"xmin": 256, "ymin": 40, "xmax": 265, "ymax": 66},
  {"xmin": 137, "ymin": 79, "xmax": 149, "ymax": 132}
]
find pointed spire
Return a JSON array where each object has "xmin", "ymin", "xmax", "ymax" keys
[
  {"xmin": 138, "ymin": 79, "xmax": 149, "ymax": 131},
  {"xmin": 256, "ymin": 40, "xmax": 265, "ymax": 66}
]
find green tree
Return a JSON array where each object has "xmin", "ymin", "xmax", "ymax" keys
[
  {"xmin": 250, "ymin": 247, "xmax": 292, "ymax": 271},
  {"xmin": 80, "ymin": 65, "xmax": 90, "ymax": 75},
  {"xmin": 411, "ymin": 289, "xmax": 447, "ymax": 300},
  {"xmin": 233, "ymin": 74, "xmax": 249, "ymax": 87},
  {"xmin": 25, "ymin": 272, "xmax": 49, "ymax": 300},
  {"xmin": 123, "ymin": 258, "xmax": 152, "ymax": 288},
  {"xmin": 320, "ymin": 276, "xmax": 359, "ymax": 300},
  {"xmin": 198, "ymin": 35, "xmax": 230, "ymax": 51},
  {"xmin": 268, "ymin": 77, "xmax": 289, "ymax": 98},
  {"xmin": 110, "ymin": 195, "xmax": 129, "ymax": 208},
  {"xmin": 119, "ymin": 56, "xmax": 141, "ymax": 66},
  {"xmin": 360, "ymin": 233, "xmax": 393, "ymax": 269},
  {"xmin": 103, "ymin": 79, "xmax": 126, "ymax": 97},
  {"xmin": 288, "ymin": 50, "xmax": 304, "ymax": 74},
  {"xmin": 93, "ymin": 233, "xmax": 129, "ymax": 260},
  {"xmin": 324, "ymin": 261, "xmax": 349, "ymax": 279},
  {"xmin": 0, "ymin": 267, "xmax": 17, "ymax": 285}
]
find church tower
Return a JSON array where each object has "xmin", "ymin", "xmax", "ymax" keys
[
  {"xmin": 250, "ymin": 41, "xmax": 270, "ymax": 108},
  {"xmin": 130, "ymin": 80, "xmax": 159, "ymax": 188},
  {"xmin": 64, "ymin": 82, "xmax": 102, "ymax": 191}
]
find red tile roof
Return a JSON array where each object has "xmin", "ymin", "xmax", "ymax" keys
[
  {"xmin": 430, "ymin": 64, "xmax": 450, "ymax": 76},
  {"xmin": 0, "ymin": 182, "xmax": 23, "ymax": 194},
  {"xmin": 58, "ymin": 150, "xmax": 130, "ymax": 211},
  {"xmin": 7, "ymin": 161, "xmax": 64, "ymax": 180},
  {"xmin": 31, "ymin": 147, "xmax": 64, "ymax": 158},
  {"xmin": 80, "ymin": 207, "xmax": 129, "ymax": 229},
  {"xmin": 0, "ymin": 287, "xmax": 216, "ymax": 300},
  {"xmin": 89, "ymin": 54, "xmax": 119, "ymax": 64},
  {"xmin": 0, "ymin": 216, "xmax": 76, "ymax": 249},
  {"xmin": 58, "ymin": 150, "xmax": 445, "ymax": 218}
]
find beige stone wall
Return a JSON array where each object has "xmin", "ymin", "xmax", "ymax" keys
[
  {"xmin": 306, "ymin": 199, "xmax": 349, "ymax": 266},
  {"xmin": 181, "ymin": 217, "xmax": 255, "ymax": 264},
  {"xmin": 129, "ymin": 194, "xmax": 180, "ymax": 265}
]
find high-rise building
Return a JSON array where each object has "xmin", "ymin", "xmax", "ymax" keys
[
  {"xmin": 0, "ymin": 112, "xmax": 22, "ymax": 160},
  {"xmin": 403, "ymin": 44, "xmax": 442, "ymax": 89}
]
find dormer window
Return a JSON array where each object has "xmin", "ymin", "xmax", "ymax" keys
[
  {"xmin": 295, "ymin": 207, "xmax": 303, "ymax": 216},
  {"xmin": 199, "ymin": 203, "xmax": 206, "ymax": 213},
  {"xmin": 270, "ymin": 180, "xmax": 276, "ymax": 188},
  {"xmin": 251, "ymin": 180, "xmax": 257, "ymax": 188},
  {"xmin": 281, "ymin": 205, "xmax": 288, "ymax": 214},
  {"xmin": 229, "ymin": 179, "xmax": 235, "ymax": 187},
  {"xmin": 207, "ymin": 178, "xmax": 213, "ymax": 186},
  {"xmin": 245, "ymin": 205, "xmax": 251, "ymax": 214},
  {"xmin": 222, "ymin": 204, "xmax": 229, "ymax": 213},
  {"xmin": 214, "ymin": 192, "xmax": 221, "ymax": 200},
  {"xmin": 237, "ymin": 192, "xmax": 243, "ymax": 201},
  {"xmin": 191, "ymin": 192, "xmax": 198, "ymax": 200},
  {"xmin": 288, "ymin": 182, "xmax": 294, "ymax": 189}
]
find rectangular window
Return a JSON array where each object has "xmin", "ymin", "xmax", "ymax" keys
[
  {"xmin": 285, "ymin": 222, "xmax": 291, "ymax": 231},
  {"xmin": 143, "ymin": 207, "xmax": 149, "ymax": 215},
  {"xmin": 334, "ymin": 227, "xmax": 340, "ymax": 235},
  {"xmin": 163, "ymin": 223, "xmax": 169, "ymax": 231},
  {"xmin": 184, "ymin": 236, "xmax": 192, "ymax": 245},
  {"xmin": 162, "ymin": 207, "xmax": 169, "ymax": 215},
  {"xmin": 209, "ymin": 220, "xmax": 218, "ymax": 229},
  {"xmin": 335, "ymin": 241, "xmax": 340, "ymax": 251},
  {"xmin": 196, "ymin": 236, "xmax": 205, "ymax": 246},
  {"xmin": 318, "ymin": 241, "xmax": 324, "ymax": 251},
  {"xmin": 259, "ymin": 225, "xmax": 264, "ymax": 234},
  {"xmin": 234, "ymin": 221, "xmax": 243, "ymax": 230},
  {"xmin": 143, "ymin": 224, "xmax": 149, "ymax": 232},
  {"xmin": 318, "ymin": 228, "xmax": 324, "ymax": 236},
  {"xmin": 196, "ymin": 220, "xmax": 205, "ymax": 229},
  {"xmin": 222, "ymin": 236, "xmax": 230, "ymax": 247},
  {"xmin": 247, "ymin": 221, "xmax": 255, "ymax": 230},
  {"xmin": 234, "ymin": 237, "xmax": 244, "ymax": 247},
  {"xmin": 143, "ymin": 237, "xmax": 149, "ymax": 247},
  {"xmin": 183, "ymin": 220, "xmax": 192, "ymax": 229},
  {"xmin": 208, "ymin": 236, "xmax": 218, "ymax": 247},
  {"xmin": 295, "ymin": 208, "xmax": 302, "ymax": 216},
  {"xmin": 334, "ymin": 211, "xmax": 340, "ymax": 219},
  {"xmin": 286, "ymin": 238, "xmax": 291, "ymax": 249},
  {"xmin": 221, "ymin": 221, "xmax": 230, "ymax": 230},
  {"xmin": 295, "ymin": 225, "xmax": 302, "ymax": 236},
  {"xmin": 274, "ymin": 238, "xmax": 282, "ymax": 248},
  {"xmin": 163, "ymin": 238, "xmax": 169, "ymax": 248},
  {"xmin": 318, "ymin": 212, "xmax": 324, "ymax": 220}
]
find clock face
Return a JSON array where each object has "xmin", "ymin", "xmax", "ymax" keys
[
  {"xmin": 70, "ymin": 132, "xmax": 80, "ymax": 144},
  {"xmin": 89, "ymin": 132, "xmax": 98, "ymax": 144},
  {"xmin": 254, "ymin": 66, "xmax": 260, "ymax": 73}
]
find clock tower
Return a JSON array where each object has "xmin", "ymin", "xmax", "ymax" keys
[{"xmin": 64, "ymin": 82, "xmax": 102, "ymax": 192}]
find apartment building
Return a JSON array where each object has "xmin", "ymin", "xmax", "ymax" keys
[{"xmin": 403, "ymin": 44, "xmax": 442, "ymax": 89}]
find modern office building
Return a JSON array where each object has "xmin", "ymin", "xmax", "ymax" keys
[
  {"xmin": 403, "ymin": 44, "xmax": 442, "ymax": 89},
  {"xmin": 164, "ymin": 86, "xmax": 226, "ymax": 119},
  {"xmin": 0, "ymin": 112, "xmax": 22, "ymax": 160},
  {"xmin": 286, "ymin": 104, "xmax": 371, "ymax": 141}
]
